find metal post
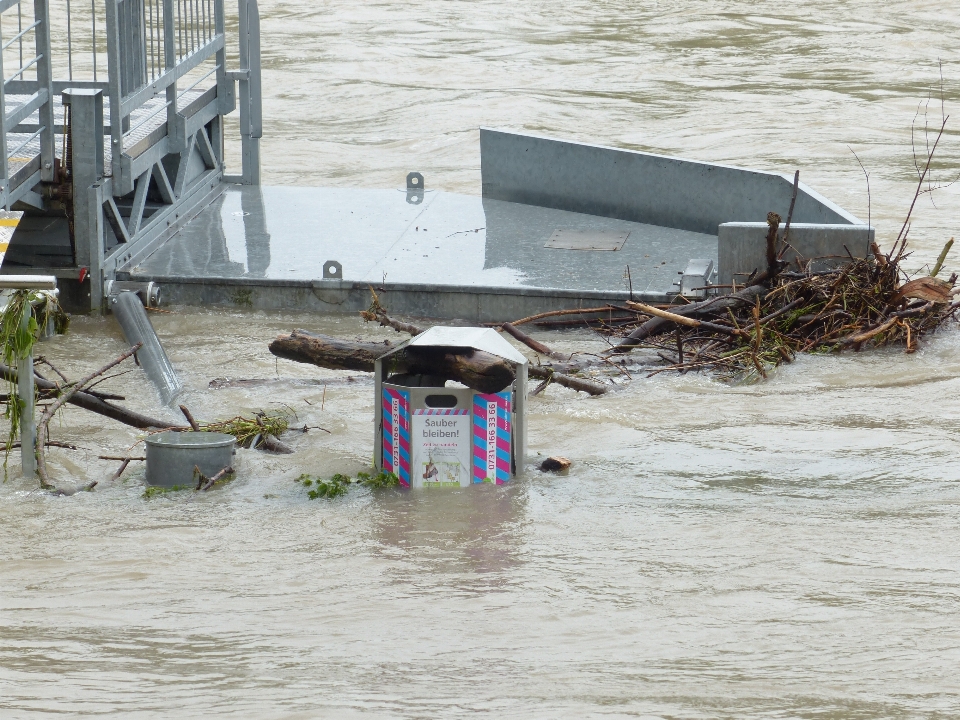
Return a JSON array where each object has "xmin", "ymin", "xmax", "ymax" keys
[
  {"xmin": 163, "ymin": 0, "xmax": 178, "ymax": 150},
  {"xmin": 62, "ymin": 89, "xmax": 105, "ymax": 311},
  {"xmin": 238, "ymin": 0, "xmax": 260, "ymax": 185},
  {"xmin": 17, "ymin": 304, "xmax": 36, "ymax": 477},
  {"xmin": 117, "ymin": 0, "xmax": 146, "ymax": 102},
  {"xmin": 0, "ymin": 275, "xmax": 57, "ymax": 478},
  {"xmin": 33, "ymin": 0, "xmax": 56, "ymax": 183},
  {"xmin": 104, "ymin": 0, "xmax": 124, "ymax": 181},
  {"xmin": 215, "ymin": 0, "xmax": 233, "ymax": 118},
  {"xmin": 0, "ymin": 14, "xmax": 8, "ymax": 209}
]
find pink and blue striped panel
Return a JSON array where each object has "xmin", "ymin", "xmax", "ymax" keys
[
  {"xmin": 382, "ymin": 387, "xmax": 411, "ymax": 487},
  {"xmin": 472, "ymin": 391, "xmax": 511, "ymax": 484}
]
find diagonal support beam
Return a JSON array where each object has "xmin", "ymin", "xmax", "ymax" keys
[
  {"xmin": 173, "ymin": 136, "xmax": 196, "ymax": 199},
  {"xmin": 127, "ymin": 169, "xmax": 152, "ymax": 236},
  {"xmin": 194, "ymin": 127, "xmax": 218, "ymax": 170},
  {"xmin": 151, "ymin": 161, "xmax": 175, "ymax": 204},
  {"xmin": 104, "ymin": 196, "xmax": 131, "ymax": 245}
]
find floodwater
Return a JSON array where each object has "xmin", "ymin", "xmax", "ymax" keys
[{"xmin": 4, "ymin": 1, "xmax": 960, "ymax": 717}]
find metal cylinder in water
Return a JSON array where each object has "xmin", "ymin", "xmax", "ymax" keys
[
  {"xmin": 111, "ymin": 291, "xmax": 182, "ymax": 405},
  {"xmin": 145, "ymin": 431, "xmax": 236, "ymax": 488}
]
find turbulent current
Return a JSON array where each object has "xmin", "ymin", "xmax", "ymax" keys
[{"xmin": 3, "ymin": 1, "xmax": 960, "ymax": 717}]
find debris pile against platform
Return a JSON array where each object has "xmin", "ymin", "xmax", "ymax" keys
[
  {"xmin": 608, "ymin": 233, "xmax": 957, "ymax": 380},
  {"xmin": 493, "ymin": 220, "xmax": 958, "ymax": 381}
]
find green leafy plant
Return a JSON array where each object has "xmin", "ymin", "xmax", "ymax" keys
[
  {"xmin": 295, "ymin": 469, "xmax": 400, "ymax": 500},
  {"xmin": 355, "ymin": 470, "xmax": 400, "ymax": 489},
  {"xmin": 307, "ymin": 473, "xmax": 349, "ymax": 499},
  {"xmin": 1, "ymin": 289, "xmax": 69, "ymax": 471}
]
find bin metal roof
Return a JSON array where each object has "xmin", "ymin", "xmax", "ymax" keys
[{"xmin": 380, "ymin": 326, "xmax": 527, "ymax": 365}]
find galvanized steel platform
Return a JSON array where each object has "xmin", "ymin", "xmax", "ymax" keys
[{"xmin": 120, "ymin": 184, "xmax": 718, "ymax": 321}]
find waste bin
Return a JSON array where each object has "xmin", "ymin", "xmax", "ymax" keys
[{"xmin": 374, "ymin": 327, "xmax": 527, "ymax": 488}]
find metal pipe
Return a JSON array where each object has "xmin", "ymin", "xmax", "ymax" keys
[
  {"xmin": 2, "ymin": 19, "xmax": 40, "ymax": 52},
  {"xmin": 17, "ymin": 0, "xmax": 23, "ymax": 72},
  {"xmin": 110, "ymin": 291, "xmax": 182, "ymax": 406},
  {"xmin": 92, "ymin": 0, "xmax": 96, "ymax": 81},
  {"xmin": 4, "ymin": 53, "xmax": 42, "ymax": 82},
  {"xmin": 17, "ymin": 304, "xmax": 35, "ymax": 477},
  {"xmin": 176, "ymin": 61, "xmax": 215, "ymax": 98},
  {"xmin": 0, "ymin": 275, "xmax": 57, "ymax": 290},
  {"xmin": 66, "ymin": 0, "xmax": 72, "ymax": 79},
  {"xmin": 6, "ymin": 126, "xmax": 44, "ymax": 159},
  {"xmin": 123, "ymin": 98, "xmax": 169, "ymax": 137}
]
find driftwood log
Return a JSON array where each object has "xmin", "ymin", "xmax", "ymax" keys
[
  {"xmin": 270, "ymin": 329, "xmax": 515, "ymax": 393},
  {"xmin": 270, "ymin": 326, "xmax": 610, "ymax": 396},
  {"xmin": 0, "ymin": 363, "xmax": 182, "ymax": 431}
]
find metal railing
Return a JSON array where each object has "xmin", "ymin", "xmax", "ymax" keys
[
  {"xmin": 0, "ymin": 0, "xmax": 55, "ymax": 208},
  {"xmin": 0, "ymin": 0, "xmax": 259, "ymax": 311},
  {"xmin": 103, "ymin": 0, "xmax": 227, "ymax": 189}
]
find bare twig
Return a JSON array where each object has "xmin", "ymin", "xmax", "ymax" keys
[
  {"xmin": 848, "ymin": 146, "xmax": 871, "ymax": 233},
  {"xmin": 109, "ymin": 459, "xmax": 132, "ymax": 482},
  {"xmin": 781, "ymin": 171, "xmax": 800, "ymax": 255},
  {"xmin": 507, "ymin": 306, "xmax": 628, "ymax": 327},
  {"xmin": 179, "ymin": 405, "xmax": 201, "ymax": 431},
  {"xmin": 34, "ymin": 355, "xmax": 69, "ymax": 384},
  {"xmin": 36, "ymin": 344, "xmax": 142, "ymax": 489},
  {"xmin": 194, "ymin": 465, "xmax": 233, "ymax": 492}
]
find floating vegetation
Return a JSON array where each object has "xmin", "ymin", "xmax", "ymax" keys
[
  {"xmin": 143, "ymin": 484, "xmax": 187, "ymax": 499},
  {"xmin": 202, "ymin": 411, "xmax": 290, "ymax": 449},
  {"xmin": 355, "ymin": 470, "xmax": 402, "ymax": 490},
  {"xmin": 295, "ymin": 470, "xmax": 400, "ymax": 499}
]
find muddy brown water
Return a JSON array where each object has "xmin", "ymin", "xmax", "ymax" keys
[{"xmin": 3, "ymin": 1, "xmax": 960, "ymax": 717}]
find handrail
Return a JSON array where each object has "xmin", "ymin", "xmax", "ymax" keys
[
  {"xmin": 5, "ymin": 125, "xmax": 43, "ymax": 158},
  {"xmin": 177, "ymin": 62, "xmax": 218, "ymax": 100},
  {"xmin": 3, "ymin": 54, "xmax": 42, "ymax": 83},
  {"xmin": 1, "ymin": 19, "xmax": 39, "ymax": 51},
  {"xmin": 123, "ymin": 99, "xmax": 170, "ymax": 138},
  {"xmin": 117, "ymin": 34, "xmax": 223, "ymax": 118}
]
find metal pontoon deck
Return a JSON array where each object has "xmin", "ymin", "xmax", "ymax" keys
[
  {"xmin": 0, "ymin": 1, "xmax": 871, "ymax": 321},
  {"xmin": 120, "ymin": 183, "xmax": 718, "ymax": 320}
]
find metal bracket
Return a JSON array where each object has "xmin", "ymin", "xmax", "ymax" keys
[
  {"xmin": 105, "ymin": 280, "xmax": 161, "ymax": 307},
  {"xmin": 674, "ymin": 259, "xmax": 715, "ymax": 298},
  {"xmin": 406, "ymin": 172, "xmax": 424, "ymax": 205},
  {"xmin": 322, "ymin": 260, "xmax": 343, "ymax": 279}
]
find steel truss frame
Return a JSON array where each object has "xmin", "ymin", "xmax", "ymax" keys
[{"xmin": 0, "ymin": 0, "xmax": 261, "ymax": 311}]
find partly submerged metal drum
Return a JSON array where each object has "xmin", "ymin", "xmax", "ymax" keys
[{"xmin": 145, "ymin": 431, "xmax": 236, "ymax": 488}]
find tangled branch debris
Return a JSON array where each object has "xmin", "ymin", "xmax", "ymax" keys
[
  {"xmin": 607, "ymin": 236, "xmax": 957, "ymax": 380},
  {"xmin": 200, "ymin": 411, "xmax": 294, "ymax": 453},
  {"xmin": 37, "ymin": 344, "xmax": 142, "ymax": 489}
]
